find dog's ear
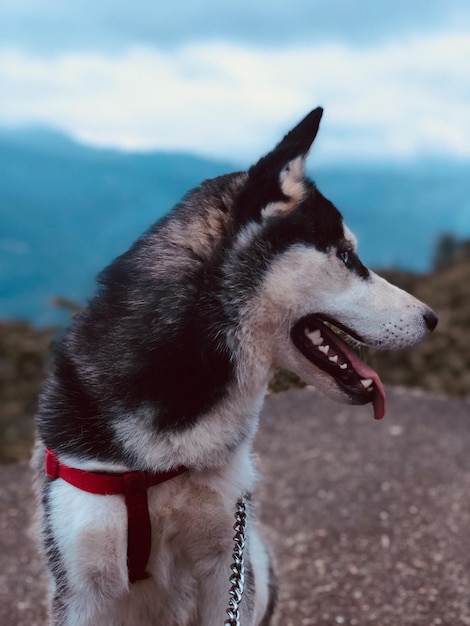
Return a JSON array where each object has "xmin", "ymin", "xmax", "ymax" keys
[{"xmin": 237, "ymin": 107, "xmax": 323, "ymax": 223}]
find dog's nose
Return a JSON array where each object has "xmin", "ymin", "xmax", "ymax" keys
[{"xmin": 423, "ymin": 308, "xmax": 438, "ymax": 331}]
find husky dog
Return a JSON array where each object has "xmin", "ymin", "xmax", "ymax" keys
[{"xmin": 33, "ymin": 108, "xmax": 437, "ymax": 626}]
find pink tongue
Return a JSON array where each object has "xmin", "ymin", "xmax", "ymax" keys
[
  {"xmin": 342, "ymin": 343, "xmax": 386, "ymax": 420},
  {"xmin": 321, "ymin": 325, "xmax": 386, "ymax": 420}
]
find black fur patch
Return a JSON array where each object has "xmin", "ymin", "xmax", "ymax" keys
[
  {"xmin": 42, "ymin": 481, "xmax": 70, "ymax": 615},
  {"xmin": 263, "ymin": 184, "xmax": 345, "ymax": 254},
  {"xmin": 36, "ymin": 176, "xmax": 246, "ymax": 460},
  {"xmin": 228, "ymin": 182, "xmax": 346, "ymax": 294},
  {"xmin": 37, "ymin": 263, "xmax": 235, "ymax": 460}
]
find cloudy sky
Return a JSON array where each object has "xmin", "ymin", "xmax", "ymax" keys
[{"xmin": 1, "ymin": 0, "xmax": 469, "ymax": 163}]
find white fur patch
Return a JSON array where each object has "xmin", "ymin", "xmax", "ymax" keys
[
  {"xmin": 47, "ymin": 434, "xmax": 269, "ymax": 625},
  {"xmin": 343, "ymin": 224, "xmax": 358, "ymax": 250},
  {"xmin": 235, "ymin": 235, "xmax": 433, "ymax": 403},
  {"xmin": 234, "ymin": 221, "xmax": 263, "ymax": 250},
  {"xmin": 261, "ymin": 155, "xmax": 307, "ymax": 219}
]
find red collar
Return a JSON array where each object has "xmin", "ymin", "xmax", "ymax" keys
[{"xmin": 45, "ymin": 447, "xmax": 188, "ymax": 583}]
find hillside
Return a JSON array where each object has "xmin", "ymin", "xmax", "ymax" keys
[{"xmin": 1, "ymin": 257, "xmax": 469, "ymax": 463}]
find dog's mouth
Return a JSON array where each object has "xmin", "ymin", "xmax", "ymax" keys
[{"xmin": 291, "ymin": 314, "xmax": 386, "ymax": 420}]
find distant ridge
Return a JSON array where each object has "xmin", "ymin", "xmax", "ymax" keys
[
  {"xmin": 1, "ymin": 125, "xmax": 470, "ymax": 325},
  {"xmin": 0, "ymin": 126, "xmax": 232, "ymax": 325}
]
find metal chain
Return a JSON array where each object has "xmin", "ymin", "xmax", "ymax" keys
[{"xmin": 224, "ymin": 497, "xmax": 247, "ymax": 626}]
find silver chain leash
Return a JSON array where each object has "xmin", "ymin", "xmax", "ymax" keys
[{"xmin": 224, "ymin": 497, "xmax": 247, "ymax": 626}]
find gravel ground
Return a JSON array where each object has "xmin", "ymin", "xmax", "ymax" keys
[{"xmin": 1, "ymin": 386, "xmax": 470, "ymax": 625}]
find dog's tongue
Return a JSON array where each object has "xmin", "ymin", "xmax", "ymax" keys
[
  {"xmin": 337, "ymin": 339, "xmax": 386, "ymax": 420},
  {"xmin": 349, "ymin": 351, "xmax": 386, "ymax": 420}
]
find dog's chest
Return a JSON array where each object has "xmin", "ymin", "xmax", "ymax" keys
[{"xmin": 46, "ymin": 452, "xmax": 255, "ymax": 625}]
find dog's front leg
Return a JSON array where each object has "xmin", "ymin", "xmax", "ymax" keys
[
  {"xmin": 195, "ymin": 528, "xmax": 271, "ymax": 626},
  {"xmin": 46, "ymin": 549, "xmax": 130, "ymax": 626},
  {"xmin": 45, "ymin": 484, "xmax": 130, "ymax": 626},
  {"xmin": 195, "ymin": 554, "xmax": 255, "ymax": 626}
]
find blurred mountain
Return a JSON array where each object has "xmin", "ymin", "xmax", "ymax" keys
[
  {"xmin": 1, "ymin": 126, "xmax": 470, "ymax": 325},
  {"xmin": 0, "ymin": 126, "xmax": 232, "ymax": 325}
]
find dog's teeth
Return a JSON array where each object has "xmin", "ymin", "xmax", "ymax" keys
[
  {"xmin": 360, "ymin": 378, "xmax": 373, "ymax": 388},
  {"xmin": 329, "ymin": 355, "xmax": 338, "ymax": 363},
  {"xmin": 339, "ymin": 363, "xmax": 348, "ymax": 370},
  {"xmin": 319, "ymin": 344, "xmax": 330, "ymax": 355},
  {"xmin": 306, "ymin": 329, "xmax": 323, "ymax": 346}
]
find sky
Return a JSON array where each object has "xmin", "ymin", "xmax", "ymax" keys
[{"xmin": 1, "ymin": 0, "xmax": 469, "ymax": 163}]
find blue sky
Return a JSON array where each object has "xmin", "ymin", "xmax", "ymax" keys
[{"xmin": 1, "ymin": 0, "xmax": 469, "ymax": 162}]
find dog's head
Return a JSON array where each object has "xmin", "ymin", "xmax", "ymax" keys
[{"xmin": 230, "ymin": 108, "xmax": 437, "ymax": 419}]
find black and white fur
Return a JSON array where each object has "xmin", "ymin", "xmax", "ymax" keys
[{"xmin": 33, "ymin": 108, "xmax": 437, "ymax": 625}]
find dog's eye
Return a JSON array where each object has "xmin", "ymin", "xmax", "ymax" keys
[{"xmin": 337, "ymin": 247, "xmax": 370, "ymax": 278}]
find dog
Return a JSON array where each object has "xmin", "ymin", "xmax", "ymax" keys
[{"xmin": 33, "ymin": 107, "xmax": 437, "ymax": 625}]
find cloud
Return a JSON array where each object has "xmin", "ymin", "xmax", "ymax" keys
[
  {"xmin": 1, "ymin": 0, "xmax": 470, "ymax": 54},
  {"xmin": 1, "ymin": 32, "xmax": 469, "ymax": 163}
]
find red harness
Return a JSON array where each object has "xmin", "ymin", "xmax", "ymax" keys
[{"xmin": 45, "ymin": 447, "xmax": 188, "ymax": 583}]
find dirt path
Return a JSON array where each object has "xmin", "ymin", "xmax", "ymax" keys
[{"xmin": 1, "ymin": 386, "xmax": 470, "ymax": 625}]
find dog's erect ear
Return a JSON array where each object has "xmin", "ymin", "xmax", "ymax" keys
[
  {"xmin": 264, "ymin": 106, "xmax": 324, "ymax": 171},
  {"xmin": 237, "ymin": 107, "xmax": 323, "ymax": 223}
]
